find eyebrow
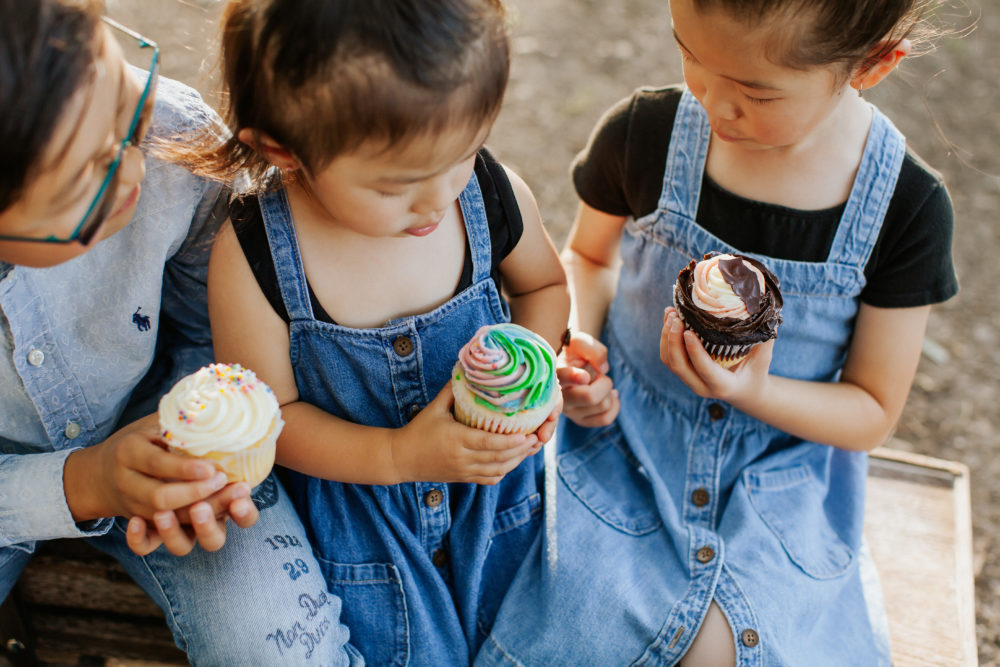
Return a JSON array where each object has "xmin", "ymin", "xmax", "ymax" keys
[{"xmin": 672, "ymin": 29, "xmax": 782, "ymax": 91}]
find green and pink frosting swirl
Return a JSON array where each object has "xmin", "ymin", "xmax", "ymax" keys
[{"xmin": 455, "ymin": 323, "xmax": 556, "ymax": 414}]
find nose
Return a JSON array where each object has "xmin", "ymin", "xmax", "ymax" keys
[
  {"xmin": 411, "ymin": 175, "xmax": 455, "ymax": 216},
  {"xmin": 700, "ymin": 82, "xmax": 741, "ymax": 122},
  {"xmin": 118, "ymin": 144, "xmax": 147, "ymax": 190}
]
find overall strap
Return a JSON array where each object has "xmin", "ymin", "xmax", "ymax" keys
[
  {"xmin": 656, "ymin": 89, "xmax": 712, "ymax": 218},
  {"xmin": 458, "ymin": 169, "xmax": 493, "ymax": 285},
  {"xmin": 258, "ymin": 187, "xmax": 315, "ymax": 322},
  {"xmin": 826, "ymin": 106, "xmax": 906, "ymax": 268}
]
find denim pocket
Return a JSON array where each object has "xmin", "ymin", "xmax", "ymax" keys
[
  {"xmin": 477, "ymin": 492, "xmax": 542, "ymax": 637},
  {"xmin": 745, "ymin": 465, "xmax": 854, "ymax": 579},
  {"xmin": 558, "ymin": 424, "xmax": 662, "ymax": 536},
  {"xmin": 318, "ymin": 559, "xmax": 409, "ymax": 666}
]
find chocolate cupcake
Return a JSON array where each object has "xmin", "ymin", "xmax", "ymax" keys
[{"xmin": 672, "ymin": 252, "xmax": 782, "ymax": 368}]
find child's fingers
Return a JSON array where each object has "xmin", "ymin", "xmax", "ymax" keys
[
  {"xmin": 152, "ymin": 511, "xmax": 197, "ymax": 556},
  {"xmin": 228, "ymin": 496, "xmax": 259, "ymax": 529},
  {"xmin": 566, "ymin": 333, "xmax": 610, "ymax": 374},
  {"xmin": 127, "ymin": 440, "xmax": 218, "ymax": 482},
  {"xmin": 125, "ymin": 516, "xmax": 163, "ymax": 556},
  {"xmin": 188, "ymin": 502, "xmax": 228, "ymax": 552},
  {"xmin": 562, "ymin": 373, "xmax": 615, "ymax": 409},
  {"xmin": 136, "ymin": 471, "xmax": 229, "ymax": 514},
  {"xmin": 556, "ymin": 365, "xmax": 593, "ymax": 387},
  {"xmin": 468, "ymin": 430, "xmax": 537, "ymax": 453}
]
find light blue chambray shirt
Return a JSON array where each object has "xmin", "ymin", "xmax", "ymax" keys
[{"xmin": 0, "ymin": 74, "xmax": 226, "ymax": 549}]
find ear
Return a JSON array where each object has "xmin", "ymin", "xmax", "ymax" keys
[
  {"xmin": 851, "ymin": 38, "xmax": 911, "ymax": 92},
  {"xmin": 236, "ymin": 128, "xmax": 300, "ymax": 171}
]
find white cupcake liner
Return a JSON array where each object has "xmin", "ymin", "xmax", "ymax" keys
[
  {"xmin": 452, "ymin": 377, "xmax": 552, "ymax": 434},
  {"xmin": 168, "ymin": 415, "xmax": 282, "ymax": 488}
]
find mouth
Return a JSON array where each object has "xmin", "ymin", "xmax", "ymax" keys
[
  {"xmin": 712, "ymin": 128, "xmax": 745, "ymax": 143},
  {"xmin": 404, "ymin": 212, "xmax": 445, "ymax": 237},
  {"xmin": 108, "ymin": 184, "xmax": 141, "ymax": 220}
]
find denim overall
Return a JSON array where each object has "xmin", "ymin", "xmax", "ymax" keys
[
  {"xmin": 259, "ymin": 175, "xmax": 542, "ymax": 665},
  {"xmin": 479, "ymin": 92, "xmax": 903, "ymax": 666}
]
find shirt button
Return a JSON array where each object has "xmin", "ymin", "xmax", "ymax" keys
[
  {"xmin": 696, "ymin": 546, "xmax": 715, "ymax": 563},
  {"xmin": 408, "ymin": 404, "xmax": 421, "ymax": 421},
  {"xmin": 393, "ymin": 335, "xmax": 414, "ymax": 357},
  {"xmin": 424, "ymin": 489, "xmax": 444, "ymax": 508},
  {"xmin": 64, "ymin": 421, "xmax": 81, "ymax": 439},
  {"xmin": 432, "ymin": 548, "xmax": 448, "ymax": 568},
  {"xmin": 741, "ymin": 628, "xmax": 759, "ymax": 647},
  {"xmin": 708, "ymin": 403, "xmax": 725, "ymax": 420},
  {"xmin": 27, "ymin": 348, "xmax": 45, "ymax": 366},
  {"xmin": 691, "ymin": 488, "xmax": 710, "ymax": 507}
]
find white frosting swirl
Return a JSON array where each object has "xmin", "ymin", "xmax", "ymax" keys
[
  {"xmin": 690, "ymin": 253, "xmax": 765, "ymax": 320},
  {"xmin": 158, "ymin": 363, "xmax": 282, "ymax": 455}
]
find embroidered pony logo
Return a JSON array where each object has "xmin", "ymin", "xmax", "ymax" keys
[{"xmin": 132, "ymin": 307, "xmax": 152, "ymax": 332}]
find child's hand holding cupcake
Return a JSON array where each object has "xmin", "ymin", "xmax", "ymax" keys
[{"xmin": 661, "ymin": 252, "xmax": 783, "ymax": 401}]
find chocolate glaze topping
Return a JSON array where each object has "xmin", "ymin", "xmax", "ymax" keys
[
  {"xmin": 673, "ymin": 252, "xmax": 783, "ymax": 346},
  {"xmin": 719, "ymin": 257, "xmax": 763, "ymax": 316}
]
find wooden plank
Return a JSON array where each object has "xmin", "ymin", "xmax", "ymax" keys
[
  {"xmin": 27, "ymin": 610, "xmax": 185, "ymax": 664},
  {"xmin": 866, "ymin": 447, "xmax": 977, "ymax": 666}
]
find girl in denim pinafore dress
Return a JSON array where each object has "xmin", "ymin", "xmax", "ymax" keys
[
  {"xmin": 206, "ymin": 2, "xmax": 569, "ymax": 664},
  {"xmin": 479, "ymin": 1, "xmax": 957, "ymax": 665}
]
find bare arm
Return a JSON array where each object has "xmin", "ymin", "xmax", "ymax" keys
[
  {"xmin": 556, "ymin": 202, "xmax": 628, "ymax": 427},
  {"xmin": 661, "ymin": 303, "xmax": 930, "ymax": 451},
  {"xmin": 499, "ymin": 167, "xmax": 570, "ymax": 349},
  {"xmin": 208, "ymin": 220, "xmax": 538, "ymax": 485}
]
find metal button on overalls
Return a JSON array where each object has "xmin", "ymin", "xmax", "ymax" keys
[
  {"xmin": 691, "ymin": 488, "xmax": 710, "ymax": 507},
  {"xmin": 707, "ymin": 403, "xmax": 725, "ymax": 420}
]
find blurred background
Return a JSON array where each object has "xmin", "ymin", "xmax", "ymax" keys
[{"xmin": 107, "ymin": 0, "xmax": 999, "ymax": 661}]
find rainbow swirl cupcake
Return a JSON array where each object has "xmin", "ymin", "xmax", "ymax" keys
[
  {"xmin": 672, "ymin": 252, "xmax": 783, "ymax": 368},
  {"xmin": 158, "ymin": 363, "xmax": 283, "ymax": 487},
  {"xmin": 451, "ymin": 323, "xmax": 558, "ymax": 434}
]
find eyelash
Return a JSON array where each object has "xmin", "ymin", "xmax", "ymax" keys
[
  {"xmin": 744, "ymin": 94, "xmax": 773, "ymax": 106},
  {"xmin": 376, "ymin": 189, "xmax": 406, "ymax": 198}
]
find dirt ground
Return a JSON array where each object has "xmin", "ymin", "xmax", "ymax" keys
[{"xmin": 109, "ymin": 0, "xmax": 999, "ymax": 662}]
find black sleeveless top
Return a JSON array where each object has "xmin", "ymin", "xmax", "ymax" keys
[{"xmin": 231, "ymin": 148, "xmax": 524, "ymax": 324}]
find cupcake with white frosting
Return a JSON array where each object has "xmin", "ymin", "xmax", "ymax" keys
[
  {"xmin": 672, "ymin": 252, "xmax": 783, "ymax": 368},
  {"xmin": 158, "ymin": 363, "xmax": 283, "ymax": 487},
  {"xmin": 451, "ymin": 323, "xmax": 558, "ymax": 434}
]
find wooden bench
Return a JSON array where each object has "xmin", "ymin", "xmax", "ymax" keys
[{"xmin": 0, "ymin": 447, "xmax": 977, "ymax": 666}]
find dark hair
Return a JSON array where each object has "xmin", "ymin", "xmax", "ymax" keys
[
  {"xmin": 0, "ymin": 0, "xmax": 102, "ymax": 213},
  {"xmin": 692, "ymin": 0, "xmax": 940, "ymax": 75},
  {"xmin": 207, "ymin": 0, "xmax": 509, "ymax": 186}
]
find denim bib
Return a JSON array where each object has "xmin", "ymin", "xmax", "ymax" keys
[
  {"xmin": 479, "ymin": 92, "xmax": 904, "ymax": 666},
  {"xmin": 260, "ymin": 175, "xmax": 541, "ymax": 665}
]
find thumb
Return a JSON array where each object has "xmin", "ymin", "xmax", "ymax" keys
[{"xmin": 428, "ymin": 382, "xmax": 456, "ymax": 413}]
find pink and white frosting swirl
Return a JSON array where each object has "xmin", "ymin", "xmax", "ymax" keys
[{"xmin": 690, "ymin": 253, "xmax": 765, "ymax": 320}]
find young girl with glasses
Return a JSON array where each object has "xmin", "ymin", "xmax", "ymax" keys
[
  {"xmin": 0, "ymin": 1, "xmax": 358, "ymax": 663},
  {"xmin": 479, "ymin": 0, "xmax": 957, "ymax": 665},
  {"xmin": 201, "ymin": 0, "xmax": 569, "ymax": 662}
]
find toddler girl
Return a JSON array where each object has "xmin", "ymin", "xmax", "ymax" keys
[
  {"xmin": 479, "ymin": 0, "xmax": 956, "ymax": 665},
  {"xmin": 204, "ymin": 0, "xmax": 569, "ymax": 663}
]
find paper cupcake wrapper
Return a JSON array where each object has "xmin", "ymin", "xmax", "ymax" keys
[
  {"xmin": 672, "ymin": 290, "xmax": 755, "ymax": 368},
  {"xmin": 168, "ymin": 417, "xmax": 281, "ymax": 488},
  {"xmin": 452, "ymin": 379, "xmax": 551, "ymax": 434}
]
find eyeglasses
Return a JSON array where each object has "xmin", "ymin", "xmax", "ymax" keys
[{"xmin": 0, "ymin": 17, "xmax": 160, "ymax": 245}]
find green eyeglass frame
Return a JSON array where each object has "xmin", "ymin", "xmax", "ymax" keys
[{"xmin": 0, "ymin": 17, "xmax": 160, "ymax": 245}]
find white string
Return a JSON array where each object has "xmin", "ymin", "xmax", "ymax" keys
[{"xmin": 543, "ymin": 424, "xmax": 558, "ymax": 567}]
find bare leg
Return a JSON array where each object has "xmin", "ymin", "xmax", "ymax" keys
[{"xmin": 679, "ymin": 601, "xmax": 736, "ymax": 667}]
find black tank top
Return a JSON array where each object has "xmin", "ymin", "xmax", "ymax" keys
[{"xmin": 230, "ymin": 148, "xmax": 524, "ymax": 324}]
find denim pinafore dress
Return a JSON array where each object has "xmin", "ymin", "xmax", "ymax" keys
[
  {"xmin": 259, "ymin": 175, "xmax": 542, "ymax": 665},
  {"xmin": 479, "ymin": 92, "xmax": 903, "ymax": 666}
]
